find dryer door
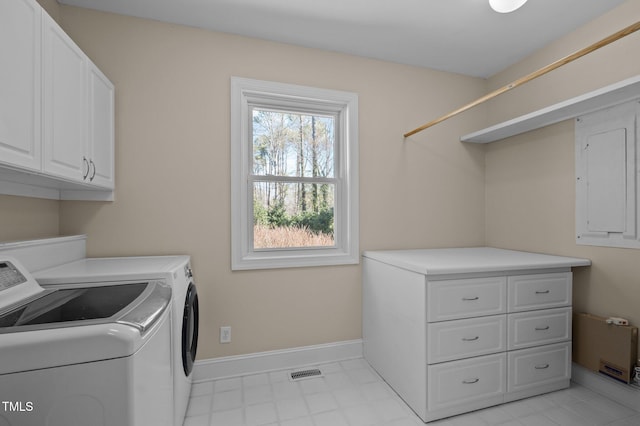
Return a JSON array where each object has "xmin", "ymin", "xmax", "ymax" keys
[{"xmin": 182, "ymin": 282, "xmax": 199, "ymax": 375}]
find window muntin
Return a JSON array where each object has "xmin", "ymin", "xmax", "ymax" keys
[{"xmin": 231, "ymin": 77, "xmax": 358, "ymax": 270}]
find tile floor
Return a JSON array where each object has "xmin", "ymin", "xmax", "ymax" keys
[{"xmin": 183, "ymin": 358, "xmax": 640, "ymax": 426}]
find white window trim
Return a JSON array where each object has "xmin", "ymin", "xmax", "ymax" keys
[{"xmin": 231, "ymin": 77, "xmax": 359, "ymax": 270}]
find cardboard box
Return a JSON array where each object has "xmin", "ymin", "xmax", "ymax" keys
[{"xmin": 573, "ymin": 312, "xmax": 638, "ymax": 383}]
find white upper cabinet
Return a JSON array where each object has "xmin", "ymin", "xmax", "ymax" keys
[
  {"xmin": 0, "ymin": 1, "xmax": 114, "ymax": 200},
  {"xmin": 87, "ymin": 61, "xmax": 115, "ymax": 189},
  {"xmin": 0, "ymin": 0, "xmax": 41, "ymax": 171},
  {"xmin": 42, "ymin": 12, "xmax": 87, "ymax": 182}
]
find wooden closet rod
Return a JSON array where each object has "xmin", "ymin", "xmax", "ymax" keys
[{"xmin": 404, "ymin": 20, "xmax": 640, "ymax": 138}]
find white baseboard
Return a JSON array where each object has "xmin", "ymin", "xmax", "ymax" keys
[
  {"xmin": 571, "ymin": 363, "xmax": 640, "ymax": 412},
  {"xmin": 193, "ymin": 339, "xmax": 363, "ymax": 382}
]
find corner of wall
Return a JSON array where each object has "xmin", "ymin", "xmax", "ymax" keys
[{"xmin": 36, "ymin": 0, "xmax": 62, "ymax": 24}]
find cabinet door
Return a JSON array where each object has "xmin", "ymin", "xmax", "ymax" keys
[
  {"xmin": 508, "ymin": 273, "xmax": 571, "ymax": 312},
  {"xmin": 87, "ymin": 61, "xmax": 114, "ymax": 189},
  {"xmin": 576, "ymin": 101, "xmax": 639, "ymax": 249},
  {"xmin": 428, "ymin": 315, "xmax": 506, "ymax": 364},
  {"xmin": 427, "ymin": 276, "xmax": 506, "ymax": 322},
  {"xmin": 507, "ymin": 307, "xmax": 571, "ymax": 350},
  {"xmin": 0, "ymin": 0, "xmax": 41, "ymax": 171},
  {"xmin": 427, "ymin": 353, "xmax": 506, "ymax": 412},
  {"xmin": 42, "ymin": 12, "xmax": 87, "ymax": 182},
  {"xmin": 507, "ymin": 342, "xmax": 570, "ymax": 394}
]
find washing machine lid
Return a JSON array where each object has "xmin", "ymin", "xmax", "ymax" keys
[
  {"xmin": 0, "ymin": 257, "xmax": 174, "ymax": 375},
  {"xmin": 34, "ymin": 255, "xmax": 190, "ymax": 284},
  {"xmin": 0, "ymin": 280, "xmax": 171, "ymax": 334},
  {"xmin": 0, "ymin": 257, "xmax": 172, "ymax": 335}
]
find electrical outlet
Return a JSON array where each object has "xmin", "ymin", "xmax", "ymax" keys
[{"xmin": 220, "ymin": 326, "xmax": 231, "ymax": 343}]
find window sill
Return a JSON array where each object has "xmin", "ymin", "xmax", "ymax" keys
[{"xmin": 231, "ymin": 249, "xmax": 359, "ymax": 271}]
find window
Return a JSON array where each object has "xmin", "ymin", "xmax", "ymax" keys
[{"xmin": 231, "ymin": 77, "xmax": 359, "ymax": 270}]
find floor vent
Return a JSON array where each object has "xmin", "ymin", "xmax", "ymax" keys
[{"xmin": 289, "ymin": 368, "xmax": 323, "ymax": 381}]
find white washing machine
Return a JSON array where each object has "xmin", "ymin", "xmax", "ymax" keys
[
  {"xmin": 35, "ymin": 255, "xmax": 199, "ymax": 426},
  {"xmin": 0, "ymin": 257, "xmax": 174, "ymax": 426}
]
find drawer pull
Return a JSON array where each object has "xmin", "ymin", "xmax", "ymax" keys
[
  {"xmin": 535, "ymin": 326, "xmax": 550, "ymax": 331},
  {"xmin": 535, "ymin": 290, "xmax": 550, "ymax": 294},
  {"xmin": 534, "ymin": 364, "xmax": 550, "ymax": 370},
  {"xmin": 462, "ymin": 378, "xmax": 479, "ymax": 384},
  {"xmin": 462, "ymin": 336, "xmax": 480, "ymax": 342},
  {"xmin": 462, "ymin": 296, "xmax": 479, "ymax": 301}
]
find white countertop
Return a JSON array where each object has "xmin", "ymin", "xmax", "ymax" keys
[{"xmin": 362, "ymin": 247, "xmax": 591, "ymax": 275}]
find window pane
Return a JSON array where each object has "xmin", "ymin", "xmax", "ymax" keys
[
  {"xmin": 253, "ymin": 181, "xmax": 335, "ymax": 249},
  {"xmin": 252, "ymin": 109, "xmax": 335, "ymax": 178}
]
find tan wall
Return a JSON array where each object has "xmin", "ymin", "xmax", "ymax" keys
[
  {"xmin": 485, "ymin": 0, "xmax": 640, "ymax": 355},
  {"xmin": 36, "ymin": 0, "xmax": 61, "ymax": 23},
  {"xmin": 0, "ymin": 195, "xmax": 59, "ymax": 242},
  {"xmin": 55, "ymin": 6, "xmax": 487, "ymax": 359}
]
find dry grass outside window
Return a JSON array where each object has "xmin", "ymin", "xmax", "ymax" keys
[{"xmin": 254, "ymin": 225, "xmax": 334, "ymax": 248}]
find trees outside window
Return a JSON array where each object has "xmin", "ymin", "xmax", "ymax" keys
[{"xmin": 252, "ymin": 109, "xmax": 335, "ymax": 249}]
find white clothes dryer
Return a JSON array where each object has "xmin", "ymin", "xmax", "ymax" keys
[
  {"xmin": 0, "ymin": 257, "xmax": 173, "ymax": 426},
  {"xmin": 35, "ymin": 255, "xmax": 199, "ymax": 426}
]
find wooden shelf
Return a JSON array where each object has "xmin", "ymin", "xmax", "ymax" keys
[{"xmin": 461, "ymin": 75, "xmax": 640, "ymax": 144}]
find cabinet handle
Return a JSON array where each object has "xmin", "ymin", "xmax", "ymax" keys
[
  {"xmin": 89, "ymin": 160, "xmax": 96, "ymax": 181},
  {"xmin": 462, "ymin": 296, "xmax": 479, "ymax": 301},
  {"xmin": 462, "ymin": 378, "xmax": 479, "ymax": 384},
  {"xmin": 462, "ymin": 336, "xmax": 479, "ymax": 341},
  {"xmin": 535, "ymin": 326, "xmax": 550, "ymax": 331},
  {"xmin": 535, "ymin": 290, "xmax": 550, "ymax": 294},
  {"xmin": 82, "ymin": 157, "xmax": 90, "ymax": 180},
  {"xmin": 534, "ymin": 364, "xmax": 550, "ymax": 370}
]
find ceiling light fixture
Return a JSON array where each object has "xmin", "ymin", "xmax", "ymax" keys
[{"xmin": 489, "ymin": 0, "xmax": 528, "ymax": 13}]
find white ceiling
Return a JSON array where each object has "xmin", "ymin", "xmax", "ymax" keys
[{"xmin": 58, "ymin": 0, "xmax": 626, "ymax": 78}]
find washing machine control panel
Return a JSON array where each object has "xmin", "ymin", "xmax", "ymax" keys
[
  {"xmin": 0, "ymin": 261, "xmax": 27, "ymax": 291},
  {"xmin": 0, "ymin": 257, "xmax": 48, "ymax": 312}
]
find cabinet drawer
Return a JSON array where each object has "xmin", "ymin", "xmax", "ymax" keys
[
  {"xmin": 428, "ymin": 315, "xmax": 506, "ymax": 364},
  {"xmin": 508, "ymin": 273, "xmax": 571, "ymax": 312},
  {"xmin": 507, "ymin": 342, "xmax": 570, "ymax": 393},
  {"xmin": 428, "ymin": 353, "xmax": 506, "ymax": 411},
  {"xmin": 508, "ymin": 307, "xmax": 571, "ymax": 350},
  {"xmin": 427, "ymin": 277, "xmax": 507, "ymax": 322}
]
